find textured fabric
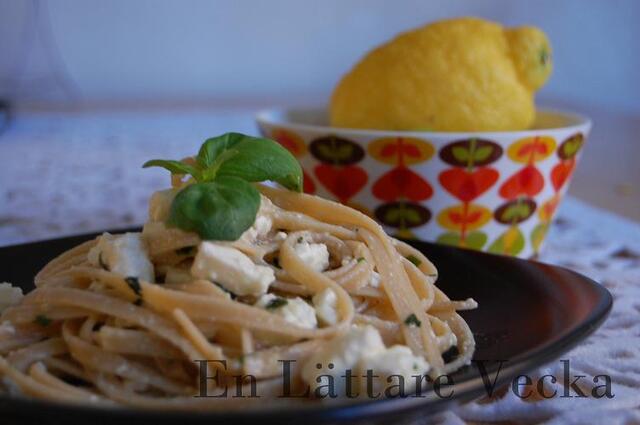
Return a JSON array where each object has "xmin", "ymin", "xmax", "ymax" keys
[{"xmin": 1, "ymin": 110, "xmax": 639, "ymax": 424}]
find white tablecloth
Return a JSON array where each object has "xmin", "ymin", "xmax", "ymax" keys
[{"xmin": 1, "ymin": 109, "xmax": 639, "ymax": 424}]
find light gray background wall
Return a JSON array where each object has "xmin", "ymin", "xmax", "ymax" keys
[{"xmin": 0, "ymin": 0, "xmax": 639, "ymax": 112}]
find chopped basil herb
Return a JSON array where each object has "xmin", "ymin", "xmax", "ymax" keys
[
  {"xmin": 125, "ymin": 276, "xmax": 142, "ymax": 296},
  {"xmin": 98, "ymin": 253, "xmax": 109, "ymax": 271},
  {"xmin": 265, "ymin": 297, "xmax": 288, "ymax": 310},
  {"xmin": 406, "ymin": 255, "xmax": 422, "ymax": 267},
  {"xmin": 175, "ymin": 245, "xmax": 196, "ymax": 256},
  {"xmin": 34, "ymin": 314, "xmax": 52, "ymax": 327},
  {"xmin": 404, "ymin": 313, "xmax": 422, "ymax": 327},
  {"xmin": 357, "ymin": 257, "xmax": 366, "ymax": 263},
  {"xmin": 297, "ymin": 236, "xmax": 304, "ymax": 243},
  {"xmin": 213, "ymin": 282, "xmax": 237, "ymax": 300},
  {"xmin": 413, "ymin": 363, "xmax": 419, "ymax": 371}
]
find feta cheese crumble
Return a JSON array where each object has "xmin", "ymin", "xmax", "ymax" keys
[
  {"xmin": 239, "ymin": 213, "xmax": 273, "ymax": 244},
  {"xmin": 341, "ymin": 257, "xmax": 355, "ymax": 267},
  {"xmin": 301, "ymin": 325, "xmax": 385, "ymax": 394},
  {"xmin": 294, "ymin": 238, "xmax": 330, "ymax": 272},
  {"xmin": 438, "ymin": 331, "xmax": 458, "ymax": 352},
  {"xmin": 301, "ymin": 325, "xmax": 431, "ymax": 396},
  {"xmin": 369, "ymin": 270, "xmax": 382, "ymax": 288},
  {"xmin": 191, "ymin": 242, "xmax": 274, "ymax": 296},
  {"xmin": 255, "ymin": 294, "xmax": 317, "ymax": 329},
  {"xmin": 313, "ymin": 288, "xmax": 339, "ymax": 325},
  {"xmin": 238, "ymin": 195, "xmax": 278, "ymax": 243},
  {"xmin": 0, "ymin": 320, "xmax": 16, "ymax": 336},
  {"xmin": 88, "ymin": 233, "xmax": 155, "ymax": 282},
  {"xmin": 0, "ymin": 282, "xmax": 23, "ymax": 314},
  {"xmin": 358, "ymin": 345, "xmax": 431, "ymax": 391}
]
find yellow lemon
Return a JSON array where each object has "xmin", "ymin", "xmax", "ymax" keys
[{"xmin": 330, "ymin": 17, "xmax": 552, "ymax": 131}]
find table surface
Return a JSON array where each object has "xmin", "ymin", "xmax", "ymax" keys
[{"xmin": 0, "ymin": 108, "xmax": 639, "ymax": 424}]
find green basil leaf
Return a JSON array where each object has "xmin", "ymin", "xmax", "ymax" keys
[
  {"xmin": 199, "ymin": 133, "xmax": 302, "ymax": 191},
  {"xmin": 167, "ymin": 177, "xmax": 260, "ymax": 241},
  {"xmin": 142, "ymin": 159, "xmax": 200, "ymax": 179},
  {"xmin": 200, "ymin": 148, "xmax": 240, "ymax": 181},
  {"xmin": 197, "ymin": 133, "xmax": 246, "ymax": 169}
]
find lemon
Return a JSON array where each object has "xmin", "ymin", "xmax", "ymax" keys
[{"xmin": 330, "ymin": 17, "xmax": 552, "ymax": 132}]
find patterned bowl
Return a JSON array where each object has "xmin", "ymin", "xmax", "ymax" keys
[{"xmin": 256, "ymin": 108, "xmax": 591, "ymax": 258}]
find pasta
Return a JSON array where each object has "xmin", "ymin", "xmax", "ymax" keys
[{"xmin": 0, "ymin": 180, "xmax": 476, "ymax": 409}]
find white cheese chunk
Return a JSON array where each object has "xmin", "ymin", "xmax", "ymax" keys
[
  {"xmin": 341, "ymin": 257, "xmax": 355, "ymax": 267},
  {"xmin": 369, "ymin": 270, "xmax": 381, "ymax": 288},
  {"xmin": 301, "ymin": 325, "xmax": 385, "ymax": 395},
  {"xmin": 301, "ymin": 326, "xmax": 431, "ymax": 396},
  {"xmin": 313, "ymin": 288, "xmax": 338, "ymax": 325},
  {"xmin": 358, "ymin": 345, "xmax": 431, "ymax": 392},
  {"xmin": 240, "ymin": 214, "xmax": 273, "ymax": 243},
  {"xmin": 255, "ymin": 294, "xmax": 317, "ymax": 329},
  {"xmin": 238, "ymin": 195, "xmax": 276, "ymax": 243},
  {"xmin": 0, "ymin": 283, "xmax": 23, "ymax": 314},
  {"xmin": 0, "ymin": 320, "xmax": 16, "ymax": 336},
  {"xmin": 294, "ymin": 239, "xmax": 330, "ymax": 272},
  {"xmin": 148, "ymin": 188, "xmax": 178, "ymax": 222},
  {"xmin": 88, "ymin": 233, "xmax": 155, "ymax": 282},
  {"xmin": 191, "ymin": 242, "xmax": 274, "ymax": 296},
  {"xmin": 438, "ymin": 331, "xmax": 458, "ymax": 352}
]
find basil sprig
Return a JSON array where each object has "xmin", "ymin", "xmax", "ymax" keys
[{"xmin": 143, "ymin": 133, "xmax": 302, "ymax": 240}]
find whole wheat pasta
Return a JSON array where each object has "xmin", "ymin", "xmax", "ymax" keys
[{"xmin": 0, "ymin": 184, "xmax": 475, "ymax": 408}]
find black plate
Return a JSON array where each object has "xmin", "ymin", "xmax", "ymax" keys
[{"xmin": 0, "ymin": 230, "xmax": 612, "ymax": 425}]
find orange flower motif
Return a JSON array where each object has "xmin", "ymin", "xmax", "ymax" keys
[
  {"xmin": 550, "ymin": 160, "xmax": 575, "ymax": 192},
  {"xmin": 314, "ymin": 164, "xmax": 368, "ymax": 204},
  {"xmin": 439, "ymin": 168, "xmax": 499, "ymax": 202},
  {"xmin": 437, "ymin": 204, "xmax": 491, "ymax": 232},
  {"xmin": 372, "ymin": 166, "xmax": 433, "ymax": 202},
  {"xmin": 538, "ymin": 195, "xmax": 560, "ymax": 222},
  {"xmin": 302, "ymin": 170, "xmax": 316, "ymax": 194},
  {"xmin": 507, "ymin": 136, "xmax": 556, "ymax": 164},
  {"xmin": 368, "ymin": 137, "xmax": 434, "ymax": 166},
  {"xmin": 270, "ymin": 128, "xmax": 307, "ymax": 157},
  {"xmin": 499, "ymin": 165, "xmax": 544, "ymax": 199}
]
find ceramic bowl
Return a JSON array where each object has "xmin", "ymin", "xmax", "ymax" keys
[{"xmin": 256, "ymin": 108, "xmax": 591, "ymax": 258}]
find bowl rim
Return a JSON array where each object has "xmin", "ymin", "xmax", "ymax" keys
[{"xmin": 256, "ymin": 107, "xmax": 592, "ymax": 139}]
